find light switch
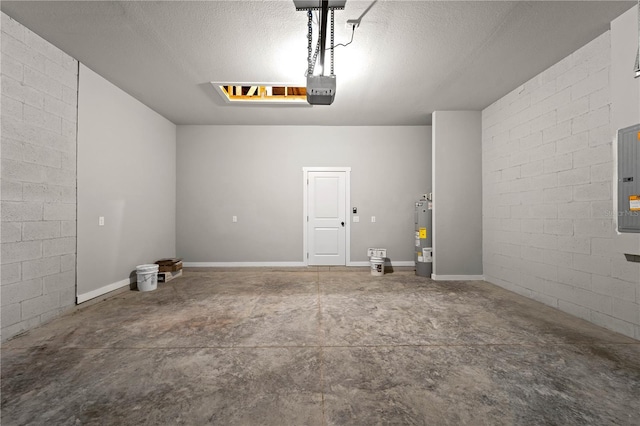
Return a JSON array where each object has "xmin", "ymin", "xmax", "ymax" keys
[
  {"xmin": 353, "ymin": 216, "xmax": 359, "ymax": 222},
  {"xmin": 232, "ymin": 216, "xmax": 238, "ymax": 223},
  {"xmin": 98, "ymin": 216, "xmax": 104, "ymax": 226},
  {"xmin": 371, "ymin": 216, "xmax": 376, "ymax": 223}
]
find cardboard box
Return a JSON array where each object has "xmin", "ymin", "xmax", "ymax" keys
[
  {"xmin": 158, "ymin": 261, "xmax": 182, "ymax": 272},
  {"xmin": 155, "ymin": 258, "xmax": 183, "ymax": 272}
]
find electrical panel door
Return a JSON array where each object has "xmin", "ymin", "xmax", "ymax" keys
[{"xmin": 618, "ymin": 123, "xmax": 640, "ymax": 233}]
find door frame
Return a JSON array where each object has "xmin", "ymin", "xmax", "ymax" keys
[{"xmin": 303, "ymin": 167, "xmax": 351, "ymax": 266}]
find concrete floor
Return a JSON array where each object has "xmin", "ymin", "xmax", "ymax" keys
[{"xmin": 2, "ymin": 267, "xmax": 639, "ymax": 425}]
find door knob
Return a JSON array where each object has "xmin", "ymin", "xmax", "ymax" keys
[{"xmin": 341, "ymin": 221, "xmax": 345, "ymax": 227}]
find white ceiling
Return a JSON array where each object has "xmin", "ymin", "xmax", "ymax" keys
[{"xmin": 1, "ymin": 1, "xmax": 635, "ymax": 125}]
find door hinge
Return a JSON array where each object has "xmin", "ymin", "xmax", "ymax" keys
[
  {"xmin": 307, "ymin": 253, "xmax": 309, "ymax": 259},
  {"xmin": 307, "ymin": 215, "xmax": 309, "ymax": 222},
  {"xmin": 307, "ymin": 179, "xmax": 309, "ymax": 185}
]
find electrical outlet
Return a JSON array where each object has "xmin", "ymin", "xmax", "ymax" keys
[
  {"xmin": 232, "ymin": 216, "xmax": 237, "ymax": 223},
  {"xmin": 98, "ymin": 216, "xmax": 104, "ymax": 226},
  {"xmin": 371, "ymin": 216, "xmax": 376, "ymax": 223}
]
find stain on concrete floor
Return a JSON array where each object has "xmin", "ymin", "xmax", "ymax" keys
[{"xmin": 2, "ymin": 268, "xmax": 639, "ymax": 425}]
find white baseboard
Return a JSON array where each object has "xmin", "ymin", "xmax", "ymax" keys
[
  {"xmin": 432, "ymin": 274, "xmax": 485, "ymax": 281},
  {"xmin": 183, "ymin": 262, "xmax": 307, "ymax": 268},
  {"xmin": 77, "ymin": 277, "xmax": 132, "ymax": 304},
  {"xmin": 388, "ymin": 261, "xmax": 415, "ymax": 267},
  {"xmin": 185, "ymin": 261, "xmax": 415, "ymax": 268},
  {"xmin": 344, "ymin": 261, "xmax": 416, "ymax": 267}
]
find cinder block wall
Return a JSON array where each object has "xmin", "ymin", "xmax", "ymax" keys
[
  {"xmin": 482, "ymin": 31, "xmax": 640, "ymax": 340},
  {"xmin": 1, "ymin": 13, "xmax": 78, "ymax": 340}
]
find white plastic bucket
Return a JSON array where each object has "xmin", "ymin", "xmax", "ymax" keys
[
  {"xmin": 136, "ymin": 264, "xmax": 159, "ymax": 292},
  {"xmin": 370, "ymin": 256, "xmax": 384, "ymax": 276}
]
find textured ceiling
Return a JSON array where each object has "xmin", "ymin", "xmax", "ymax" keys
[{"xmin": 1, "ymin": 1, "xmax": 635, "ymax": 125}]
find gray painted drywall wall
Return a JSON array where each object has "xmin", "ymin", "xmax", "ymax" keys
[
  {"xmin": 432, "ymin": 111, "xmax": 483, "ymax": 277},
  {"xmin": 77, "ymin": 64, "xmax": 176, "ymax": 301},
  {"xmin": 176, "ymin": 126, "xmax": 431, "ymax": 264},
  {"xmin": 1, "ymin": 13, "xmax": 78, "ymax": 341}
]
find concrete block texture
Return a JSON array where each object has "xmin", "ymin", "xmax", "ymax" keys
[
  {"xmin": 1, "ymin": 278, "xmax": 43, "ymax": 307},
  {"xmin": 1, "ymin": 54, "xmax": 24, "ymax": 84},
  {"xmin": 590, "ymin": 312, "xmax": 636, "ymax": 338},
  {"xmin": 21, "ymin": 292, "xmax": 60, "ymax": 320},
  {"xmin": 43, "ymin": 237, "xmax": 75, "ymax": 257},
  {"xmin": 24, "ymin": 66, "xmax": 63, "ymax": 99},
  {"xmin": 60, "ymin": 254, "xmax": 76, "ymax": 272},
  {"xmin": 2, "ymin": 76, "xmax": 44, "ymax": 109},
  {"xmin": 23, "ymin": 104, "xmax": 62, "ymax": 134},
  {"xmin": 2, "ymin": 95, "xmax": 24, "ymax": 120},
  {"xmin": 60, "ymin": 221, "xmax": 76, "ymax": 237},
  {"xmin": 45, "ymin": 95, "xmax": 77, "ymax": 122},
  {"xmin": 1, "ymin": 201, "xmax": 43, "ymax": 222},
  {"xmin": 43, "ymin": 203, "xmax": 76, "ymax": 221},
  {"xmin": 1, "ymin": 263, "xmax": 22, "ymax": 285},
  {"xmin": 1, "ymin": 303, "xmax": 22, "ymax": 328},
  {"xmin": 1, "ymin": 222, "xmax": 22, "ymax": 243},
  {"xmin": 1, "ymin": 12, "xmax": 78, "ymax": 341},
  {"xmin": 1, "ymin": 241, "xmax": 42, "ymax": 264},
  {"xmin": 1, "ymin": 316, "xmax": 41, "ymax": 343},
  {"xmin": 22, "ymin": 256, "xmax": 61, "ymax": 281},
  {"xmin": 22, "ymin": 221, "xmax": 60, "ymax": 241},
  {"xmin": 1, "ymin": 13, "xmax": 25, "ymax": 42},
  {"xmin": 1, "ymin": 34, "xmax": 46, "ymax": 74},
  {"xmin": 591, "ymin": 274, "xmax": 635, "ymax": 300},
  {"xmin": 482, "ymin": 28, "xmax": 640, "ymax": 340},
  {"xmin": 22, "ymin": 142, "xmax": 63, "ymax": 168},
  {"xmin": 43, "ymin": 270, "xmax": 75, "ymax": 294}
]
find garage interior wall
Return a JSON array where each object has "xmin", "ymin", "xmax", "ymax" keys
[
  {"xmin": 432, "ymin": 111, "xmax": 483, "ymax": 279},
  {"xmin": 482, "ymin": 6, "xmax": 640, "ymax": 340},
  {"xmin": 176, "ymin": 126, "xmax": 431, "ymax": 265},
  {"xmin": 1, "ymin": 12, "xmax": 78, "ymax": 340},
  {"xmin": 77, "ymin": 64, "xmax": 177, "ymax": 303}
]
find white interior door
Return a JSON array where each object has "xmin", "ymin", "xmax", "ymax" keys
[{"xmin": 307, "ymin": 171, "xmax": 346, "ymax": 265}]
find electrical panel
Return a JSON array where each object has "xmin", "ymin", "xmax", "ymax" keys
[{"xmin": 618, "ymin": 123, "xmax": 640, "ymax": 233}]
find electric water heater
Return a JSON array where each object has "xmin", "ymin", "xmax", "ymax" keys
[{"xmin": 415, "ymin": 195, "xmax": 433, "ymax": 277}]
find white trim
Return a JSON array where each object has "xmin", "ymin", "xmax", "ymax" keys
[
  {"xmin": 432, "ymin": 274, "xmax": 485, "ymax": 281},
  {"xmin": 613, "ymin": 133, "xmax": 620, "ymax": 234},
  {"xmin": 431, "ymin": 122, "xmax": 437, "ymax": 276},
  {"xmin": 183, "ymin": 262, "xmax": 307, "ymax": 268},
  {"xmin": 77, "ymin": 277, "xmax": 131, "ymax": 304},
  {"xmin": 389, "ymin": 261, "xmax": 416, "ymax": 267},
  {"xmin": 302, "ymin": 167, "xmax": 352, "ymax": 266},
  {"xmin": 348, "ymin": 261, "xmax": 370, "ymax": 267}
]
